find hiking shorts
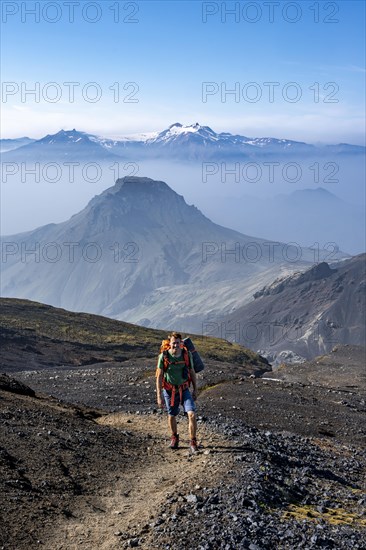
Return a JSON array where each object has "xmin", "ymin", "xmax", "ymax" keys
[{"xmin": 162, "ymin": 387, "xmax": 196, "ymax": 416}]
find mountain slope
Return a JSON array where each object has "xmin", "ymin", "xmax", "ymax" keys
[
  {"xmin": 0, "ymin": 176, "xmax": 332, "ymax": 331},
  {"xmin": 0, "ymin": 297, "xmax": 267, "ymax": 373},
  {"xmin": 2, "ymin": 129, "xmax": 120, "ymax": 161},
  {"xmin": 0, "ymin": 137, "xmax": 35, "ymax": 153},
  {"xmin": 221, "ymin": 254, "xmax": 366, "ymax": 360}
]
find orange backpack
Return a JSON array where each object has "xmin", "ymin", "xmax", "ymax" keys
[{"xmin": 160, "ymin": 339, "xmax": 170, "ymax": 353}]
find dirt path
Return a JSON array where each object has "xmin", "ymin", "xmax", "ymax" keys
[{"xmin": 44, "ymin": 413, "xmax": 233, "ymax": 549}]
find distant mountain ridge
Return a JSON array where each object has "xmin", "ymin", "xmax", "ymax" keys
[
  {"xmin": 222, "ymin": 254, "xmax": 366, "ymax": 361},
  {"xmin": 203, "ymin": 187, "xmax": 365, "ymax": 255},
  {"xmin": 2, "ymin": 123, "xmax": 364, "ymax": 162},
  {"xmin": 1, "ymin": 129, "xmax": 120, "ymax": 161},
  {"xmin": 0, "ymin": 137, "xmax": 35, "ymax": 153}
]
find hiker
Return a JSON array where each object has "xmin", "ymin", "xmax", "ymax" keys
[{"xmin": 156, "ymin": 332, "xmax": 198, "ymax": 453}]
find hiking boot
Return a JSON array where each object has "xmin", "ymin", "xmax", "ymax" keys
[
  {"xmin": 190, "ymin": 438, "xmax": 198, "ymax": 454},
  {"xmin": 170, "ymin": 433, "xmax": 179, "ymax": 449}
]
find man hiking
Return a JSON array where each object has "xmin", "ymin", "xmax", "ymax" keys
[{"xmin": 156, "ymin": 332, "xmax": 198, "ymax": 453}]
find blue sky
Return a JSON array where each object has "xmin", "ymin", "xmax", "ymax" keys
[{"xmin": 1, "ymin": 0, "xmax": 365, "ymax": 143}]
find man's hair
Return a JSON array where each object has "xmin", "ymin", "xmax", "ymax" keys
[{"xmin": 169, "ymin": 332, "xmax": 182, "ymax": 340}]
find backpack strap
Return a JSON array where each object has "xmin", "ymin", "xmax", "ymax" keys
[
  {"xmin": 182, "ymin": 347, "xmax": 191, "ymax": 368},
  {"xmin": 162, "ymin": 348, "xmax": 190, "ymax": 371},
  {"xmin": 163, "ymin": 380, "xmax": 190, "ymax": 406},
  {"xmin": 161, "ymin": 348, "xmax": 192, "ymax": 406}
]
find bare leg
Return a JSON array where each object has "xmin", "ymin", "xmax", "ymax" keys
[
  {"xmin": 168, "ymin": 415, "xmax": 178, "ymax": 435},
  {"xmin": 187, "ymin": 411, "xmax": 197, "ymax": 440}
]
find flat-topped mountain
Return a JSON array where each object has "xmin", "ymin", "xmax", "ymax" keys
[{"xmin": 1, "ymin": 176, "xmax": 328, "ymax": 332}]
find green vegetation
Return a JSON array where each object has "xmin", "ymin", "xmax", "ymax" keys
[
  {"xmin": 283, "ymin": 504, "xmax": 366, "ymax": 526},
  {"xmin": 0, "ymin": 298, "xmax": 266, "ymax": 367}
]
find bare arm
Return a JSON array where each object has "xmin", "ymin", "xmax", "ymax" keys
[
  {"xmin": 190, "ymin": 368, "xmax": 197, "ymax": 399},
  {"xmin": 156, "ymin": 369, "xmax": 163, "ymax": 407}
]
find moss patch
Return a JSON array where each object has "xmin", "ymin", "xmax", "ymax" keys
[{"xmin": 283, "ymin": 504, "xmax": 366, "ymax": 526}]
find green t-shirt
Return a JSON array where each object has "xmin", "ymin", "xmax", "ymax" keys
[{"xmin": 158, "ymin": 350, "xmax": 193, "ymax": 386}]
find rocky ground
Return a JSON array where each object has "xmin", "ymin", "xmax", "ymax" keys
[{"xmin": 1, "ymin": 341, "xmax": 365, "ymax": 550}]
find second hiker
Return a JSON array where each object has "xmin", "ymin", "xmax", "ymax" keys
[{"xmin": 156, "ymin": 332, "xmax": 198, "ymax": 453}]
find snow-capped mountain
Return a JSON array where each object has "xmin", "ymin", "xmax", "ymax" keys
[
  {"xmin": 144, "ymin": 122, "xmax": 312, "ymax": 151},
  {"xmin": 2, "ymin": 123, "xmax": 363, "ymax": 162},
  {"xmin": 125, "ymin": 122, "xmax": 316, "ymax": 157},
  {"xmin": 37, "ymin": 128, "xmax": 92, "ymax": 146},
  {"xmin": 146, "ymin": 122, "xmax": 220, "ymax": 145}
]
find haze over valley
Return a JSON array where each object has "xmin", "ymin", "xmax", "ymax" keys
[{"xmin": 1, "ymin": 124, "xmax": 365, "ymax": 254}]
